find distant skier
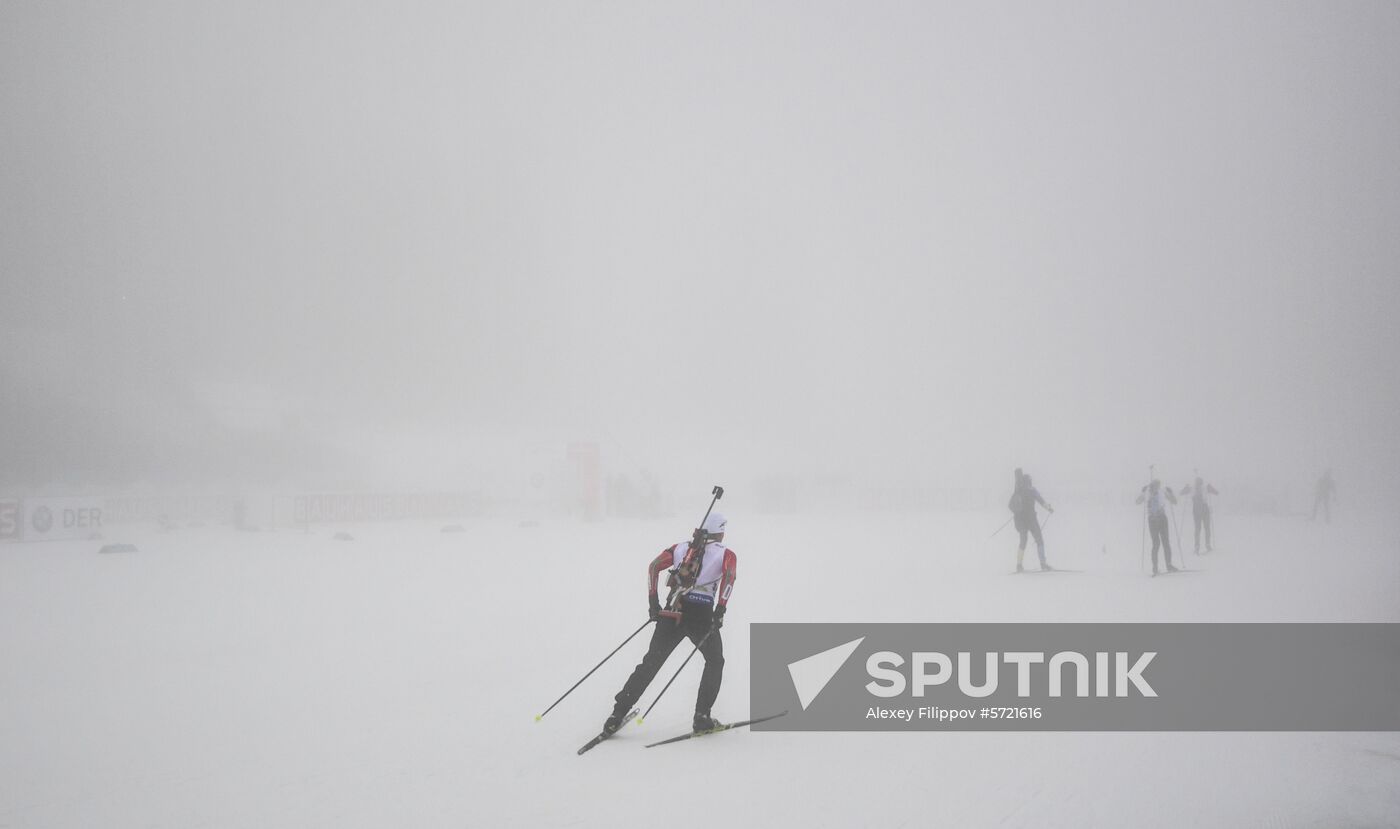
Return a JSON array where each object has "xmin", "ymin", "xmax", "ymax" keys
[
  {"xmin": 1180, "ymin": 476, "xmax": 1219, "ymax": 554},
  {"xmin": 1009, "ymin": 473, "xmax": 1055, "ymax": 572},
  {"xmin": 1311, "ymin": 470, "xmax": 1336, "ymax": 524},
  {"xmin": 602, "ymin": 512, "xmax": 736, "ymax": 735},
  {"xmin": 1136, "ymin": 479, "xmax": 1179, "ymax": 574}
]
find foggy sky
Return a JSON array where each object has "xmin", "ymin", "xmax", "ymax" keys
[{"xmin": 2, "ymin": 2, "xmax": 1398, "ymax": 500}]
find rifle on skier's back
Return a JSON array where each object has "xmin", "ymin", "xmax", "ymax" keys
[{"xmin": 659, "ymin": 486, "xmax": 724, "ymax": 621}]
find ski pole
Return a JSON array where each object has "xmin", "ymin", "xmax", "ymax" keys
[
  {"xmin": 987, "ymin": 515, "xmax": 1013, "ymax": 541},
  {"xmin": 638, "ymin": 630, "xmax": 713, "ymax": 725},
  {"xmin": 1169, "ymin": 501, "xmax": 1188, "ymax": 571},
  {"xmin": 1140, "ymin": 464, "xmax": 1153, "ymax": 574},
  {"xmin": 536, "ymin": 619, "xmax": 653, "ymax": 721},
  {"xmin": 1140, "ymin": 503, "xmax": 1147, "ymax": 573}
]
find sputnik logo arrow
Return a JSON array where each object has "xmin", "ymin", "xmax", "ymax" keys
[{"xmin": 787, "ymin": 637, "xmax": 865, "ymax": 710}]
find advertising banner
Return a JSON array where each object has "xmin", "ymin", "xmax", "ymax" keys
[
  {"xmin": 292, "ymin": 492, "xmax": 480, "ymax": 525},
  {"xmin": 17, "ymin": 497, "xmax": 105, "ymax": 542},
  {"xmin": 0, "ymin": 500, "xmax": 21, "ymax": 541}
]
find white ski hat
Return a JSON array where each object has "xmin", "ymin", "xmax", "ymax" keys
[{"xmin": 701, "ymin": 512, "xmax": 727, "ymax": 536}]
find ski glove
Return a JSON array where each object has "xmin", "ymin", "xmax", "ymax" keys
[
  {"xmin": 649, "ymin": 595, "xmax": 662, "ymax": 621},
  {"xmin": 711, "ymin": 604, "xmax": 726, "ymax": 631}
]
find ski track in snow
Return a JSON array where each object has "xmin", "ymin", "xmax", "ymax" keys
[{"xmin": 1, "ymin": 509, "xmax": 1398, "ymax": 827}]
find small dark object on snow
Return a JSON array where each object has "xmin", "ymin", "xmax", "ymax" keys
[
  {"xmin": 333, "ymin": 532, "xmax": 354, "ymax": 541},
  {"xmin": 441, "ymin": 524, "xmax": 466, "ymax": 533},
  {"xmin": 98, "ymin": 543, "xmax": 138, "ymax": 554},
  {"xmin": 518, "ymin": 519, "xmax": 541, "ymax": 528}
]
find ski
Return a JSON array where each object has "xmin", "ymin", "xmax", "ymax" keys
[
  {"xmin": 1009, "ymin": 568, "xmax": 1083, "ymax": 575},
  {"xmin": 576, "ymin": 708, "xmax": 638, "ymax": 756},
  {"xmin": 644, "ymin": 710, "xmax": 789, "ymax": 748},
  {"xmin": 1150, "ymin": 569, "xmax": 1199, "ymax": 577}
]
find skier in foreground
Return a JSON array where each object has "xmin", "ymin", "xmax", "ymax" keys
[
  {"xmin": 1136, "ymin": 479, "xmax": 1179, "ymax": 574},
  {"xmin": 602, "ymin": 512, "xmax": 737, "ymax": 735},
  {"xmin": 1009, "ymin": 472, "xmax": 1055, "ymax": 572},
  {"xmin": 1180, "ymin": 476, "xmax": 1219, "ymax": 553}
]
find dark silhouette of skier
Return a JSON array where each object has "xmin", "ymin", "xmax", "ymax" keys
[
  {"xmin": 1136, "ymin": 479, "xmax": 1179, "ymax": 575},
  {"xmin": 1009, "ymin": 472, "xmax": 1055, "ymax": 572},
  {"xmin": 1180, "ymin": 476, "xmax": 1218, "ymax": 554},
  {"xmin": 1311, "ymin": 470, "xmax": 1336, "ymax": 523}
]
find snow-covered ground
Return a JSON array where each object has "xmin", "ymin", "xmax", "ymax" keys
[{"xmin": 3, "ymin": 508, "xmax": 1398, "ymax": 827}]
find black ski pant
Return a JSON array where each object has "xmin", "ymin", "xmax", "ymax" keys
[
  {"xmin": 1193, "ymin": 505, "xmax": 1212, "ymax": 552},
  {"xmin": 1149, "ymin": 513, "xmax": 1173, "ymax": 570},
  {"xmin": 612, "ymin": 602, "xmax": 723, "ymax": 719},
  {"xmin": 1014, "ymin": 513, "xmax": 1045, "ymax": 567}
]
